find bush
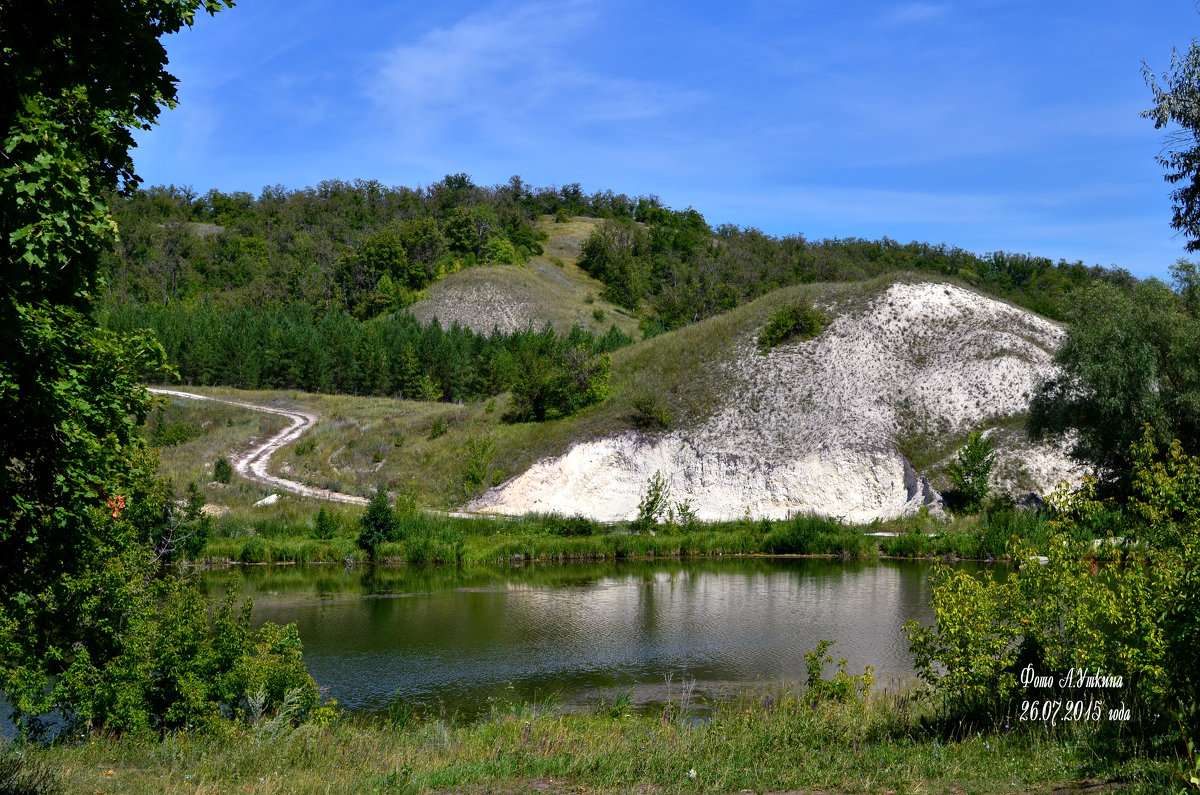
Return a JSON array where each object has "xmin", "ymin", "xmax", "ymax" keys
[
  {"xmin": 461, "ymin": 436, "xmax": 494, "ymax": 492},
  {"xmin": 545, "ymin": 515, "xmax": 601, "ymax": 537},
  {"xmin": 634, "ymin": 471, "xmax": 670, "ymax": 532},
  {"xmin": 312, "ymin": 505, "xmax": 338, "ymax": 540},
  {"xmin": 762, "ymin": 514, "xmax": 874, "ymax": 556},
  {"xmin": 756, "ymin": 299, "xmax": 826, "ymax": 354},
  {"xmin": 880, "ymin": 530, "xmax": 932, "ymax": 558},
  {"xmin": 149, "ymin": 419, "xmax": 201, "ymax": 447},
  {"xmin": 946, "ymin": 431, "xmax": 995, "ymax": 513},
  {"xmin": 41, "ymin": 576, "xmax": 319, "ymax": 736},
  {"xmin": 507, "ymin": 346, "xmax": 611, "ymax": 423},
  {"xmin": 907, "ymin": 527, "xmax": 1189, "ymax": 740},
  {"xmin": 804, "ymin": 639, "xmax": 874, "ymax": 703},
  {"xmin": 240, "ymin": 537, "xmax": 267, "ymax": 563},
  {"xmin": 357, "ymin": 485, "xmax": 396, "ymax": 560},
  {"xmin": 666, "ymin": 499, "xmax": 700, "ymax": 534},
  {"xmin": 213, "ymin": 457, "xmax": 233, "ymax": 484},
  {"xmin": 630, "ymin": 390, "xmax": 672, "ymax": 431}
]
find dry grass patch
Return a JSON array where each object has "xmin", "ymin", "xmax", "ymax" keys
[{"xmin": 409, "ymin": 216, "xmax": 638, "ymax": 338}]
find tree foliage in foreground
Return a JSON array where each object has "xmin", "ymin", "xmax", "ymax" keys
[
  {"xmin": 1, "ymin": 0, "xmax": 318, "ymax": 736},
  {"xmin": 908, "ymin": 425, "xmax": 1200, "ymax": 748},
  {"xmin": 1144, "ymin": 39, "xmax": 1200, "ymax": 251}
]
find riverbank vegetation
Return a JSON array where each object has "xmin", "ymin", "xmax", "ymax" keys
[
  {"xmin": 190, "ymin": 495, "xmax": 1061, "ymax": 566},
  {"xmin": 12, "ymin": 673, "xmax": 1179, "ymax": 794}
]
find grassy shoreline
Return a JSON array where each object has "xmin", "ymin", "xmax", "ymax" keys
[
  {"xmin": 194, "ymin": 501, "xmax": 1066, "ymax": 568},
  {"xmin": 11, "ymin": 680, "xmax": 1177, "ymax": 794}
]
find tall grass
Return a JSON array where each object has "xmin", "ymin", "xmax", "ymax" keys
[
  {"xmin": 762, "ymin": 514, "xmax": 879, "ymax": 557},
  {"xmin": 192, "ymin": 500, "xmax": 1079, "ymax": 566},
  {"xmin": 20, "ymin": 680, "xmax": 1174, "ymax": 794}
]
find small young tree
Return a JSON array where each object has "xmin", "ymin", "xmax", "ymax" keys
[
  {"xmin": 947, "ymin": 431, "xmax": 995, "ymax": 513},
  {"xmin": 357, "ymin": 485, "xmax": 396, "ymax": 560},
  {"xmin": 313, "ymin": 505, "xmax": 338, "ymax": 540},
  {"xmin": 634, "ymin": 471, "xmax": 671, "ymax": 533},
  {"xmin": 213, "ymin": 456, "xmax": 233, "ymax": 484}
]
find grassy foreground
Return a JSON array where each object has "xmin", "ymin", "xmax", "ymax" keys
[{"xmin": 11, "ymin": 683, "xmax": 1176, "ymax": 794}]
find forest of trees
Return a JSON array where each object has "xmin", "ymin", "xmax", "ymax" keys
[
  {"xmin": 98, "ymin": 174, "xmax": 1142, "ymax": 419},
  {"xmin": 103, "ymin": 300, "xmax": 629, "ymax": 413},
  {"xmin": 576, "ymin": 210, "xmax": 1138, "ymax": 335},
  {"xmin": 105, "ymin": 175, "xmax": 1135, "ymax": 327}
]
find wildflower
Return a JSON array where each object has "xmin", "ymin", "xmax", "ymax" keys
[{"xmin": 688, "ymin": 768, "xmax": 697, "ymax": 778}]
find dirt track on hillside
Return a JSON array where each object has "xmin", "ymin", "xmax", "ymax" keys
[{"xmin": 148, "ymin": 387, "xmax": 368, "ymax": 505}]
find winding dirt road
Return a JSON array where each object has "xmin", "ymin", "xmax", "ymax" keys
[{"xmin": 148, "ymin": 387, "xmax": 368, "ymax": 506}]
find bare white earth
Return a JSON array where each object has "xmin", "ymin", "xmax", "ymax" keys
[
  {"xmin": 468, "ymin": 282, "xmax": 1087, "ymax": 523},
  {"xmin": 148, "ymin": 388, "xmax": 367, "ymax": 505},
  {"xmin": 410, "ymin": 281, "xmax": 537, "ymax": 334}
]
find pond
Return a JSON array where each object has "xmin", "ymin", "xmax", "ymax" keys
[{"xmin": 198, "ymin": 557, "xmax": 971, "ymax": 719}]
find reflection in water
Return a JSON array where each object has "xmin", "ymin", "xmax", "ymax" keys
[{"xmin": 197, "ymin": 559, "xmax": 952, "ymax": 718}]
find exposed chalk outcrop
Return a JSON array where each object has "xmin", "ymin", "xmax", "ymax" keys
[{"xmin": 468, "ymin": 282, "xmax": 1087, "ymax": 522}]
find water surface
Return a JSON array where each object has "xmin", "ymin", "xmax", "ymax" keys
[{"xmin": 199, "ymin": 558, "xmax": 958, "ymax": 718}]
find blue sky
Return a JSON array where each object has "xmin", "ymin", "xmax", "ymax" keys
[{"xmin": 134, "ymin": 1, "xmax": 1200, "ymax": 279}]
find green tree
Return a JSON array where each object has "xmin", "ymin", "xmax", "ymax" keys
[
  {"xmin": 579, "ymin": 219, "xmax": 650, "ymax": 311},
  {"xmin": 946, "ymin": 430, "xmax": 995, "ymax": 513},
  {"xmin": 1144, "ymin": 40, "xmax": 1200, "ymax": 250},
  {"xmin": 312, "ymin": 505, "xmax": 338, "ymax": 540},
  {"xmin": 0, "ymin": 0, "xmax": 326, "ymax": 736},
  {"xmin": 357, "ymin": 485, "xmax": 396, "ymax": 560},
  {"xmin": 213, "ymin": 456, "xmax": 234, "ymax": 484},
  {"xmin": 1028, "ymin": 274, "xmax": 1200, "ymax": 491},
  {"xmin": 634, "ymin": 471, "xmax": 671, "ymax": 533}
]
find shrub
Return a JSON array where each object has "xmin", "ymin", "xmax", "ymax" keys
[
  {"xmin": 357, "ymin": 485, "xmax": 396, "ymax": 560},
  {"xmin": 666, "ymin": 499, "xmax": 700, "ymax": 534},
  {"xmin": 880, "ymin": 530, "xmax": 932, "ymax": 558},
  {"xmin": 756, "ymin": 299, "xmax": 827, "ymax": 354},
  {"xmin": 634, "ymin": 471, "xmax": 671, "ymax": 532},
  {"xmin": 240, "ymin": 537, "xmax": 267, "ymax": 564},
  {"xmin": 630, "ymin": 390, "xmax": 672, "ymax": 431},
  {"xmin": 461, "ymin": 436, "xmax": 494, "ymax": 492},
  {"xmin": 762, "ymin": 514, "xmax": 874, "ymax": 556},
  {"xmin": 149, "ymin": 418, "xmax": 202, "ymax": 447},
  {"xmin": 804, "ymin": 639, "xmax": 874, "ymax": 703},
  {"xmin": 405, "ymin": 534, "xmax": 433, "ymax": 565},
  {"xmin": 946, "ymin": 431, "xmax": 995, "ymax": 513},
  {"xmin": 907, "ymin": 527, "xmax": 1189, "ymax": 739},
  {"xmin": 483, "ymin": 236, "xmax": 522, "ymax": 265},
  {"xmin": 545, "ymin": 515, "xmax": 601, "ymax": 537},
  {"xmin": 507, "ymin": 347, "xmax": 611, "ymax": 423},
  {"xmin": 48, "ymin": 577, "xmax": 319, "ymax": 736},
  {"xmin": 312, "ymin": 505, "xmax": 338, "ymax": 540},
  {"xmin": 394, "ymin": 486, "xmax": 419, "ymax": 519},
  {"xmin": 213, "ymin": 457, "xmax": 233, "ymax": 484}
]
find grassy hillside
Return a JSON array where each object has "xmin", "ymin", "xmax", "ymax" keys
[
  {"xmin": 148, "ymin": 271, "xmax": 1057, "ymax": 521},
  {"xmin": 409, "ymin": 217, "xmax": 640, "ymax": 338},
  {"xmin": 144, "ymin": 279, "xmax": 856, "ymax": 508}
]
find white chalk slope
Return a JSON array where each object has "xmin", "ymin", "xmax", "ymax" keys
[{"xmin": 469, "ymin": 282, "xmax": 1085, "ymax": 523}]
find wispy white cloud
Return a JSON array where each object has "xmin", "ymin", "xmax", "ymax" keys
[
  {"xmin": 366, "ymin": 0, "xmax": 703, "ymax": 150},
  {"xmin": 882, "ymin": 3, "xmax": 950, "ymax": 26}
]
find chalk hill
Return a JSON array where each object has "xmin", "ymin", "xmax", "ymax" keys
[{"xmin": 468, "ymin": 281, "xmax": 1083, "ymax": 523}]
